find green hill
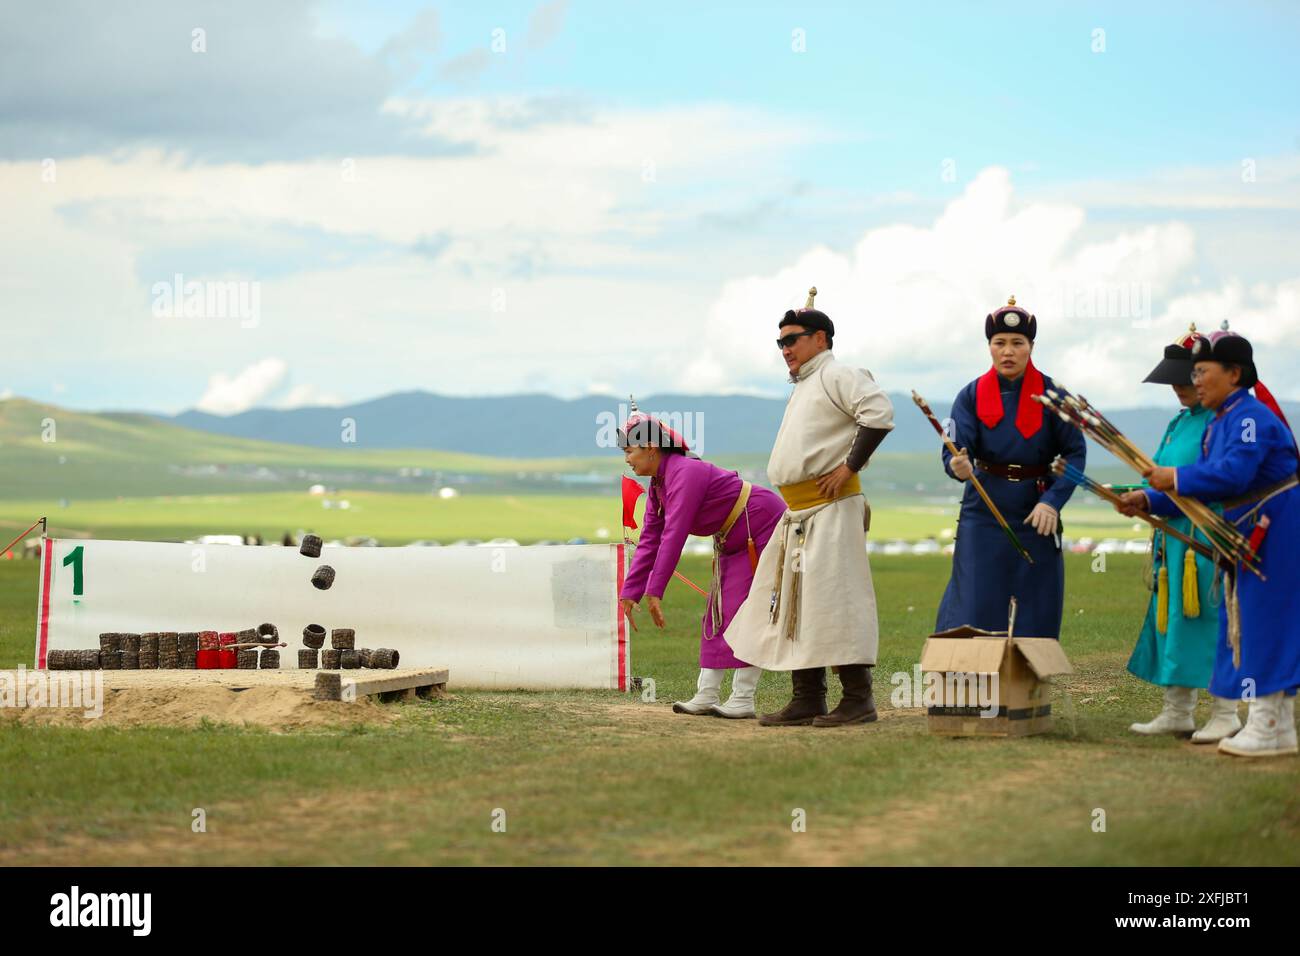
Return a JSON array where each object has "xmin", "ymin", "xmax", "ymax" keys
[
  {"xmin": 0, "ymin": 398, "xmax": 626, "ymax": 500},
  {"xmin": 0, "ymin": 398, "xmax": 1146, "ymax": 545}
]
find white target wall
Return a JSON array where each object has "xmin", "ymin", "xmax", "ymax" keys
[{"xmin": 35, "ymin": 538, "xmax": 631, "ymax": 690}]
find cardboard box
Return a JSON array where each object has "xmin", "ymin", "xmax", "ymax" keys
[{"xmin": 919, "ymin": 625, "xmax": 1073, "ymax": 737}]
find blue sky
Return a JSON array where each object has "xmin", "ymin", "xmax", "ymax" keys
[
  {"xmin": 321, "ymin": 1, "xmax": 1300, "ymax": 184},
  {"xmin": 1, "ymin": 0, "xmax": 1297, "ymax": 413}
]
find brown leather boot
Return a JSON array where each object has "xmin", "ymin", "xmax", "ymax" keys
[
  {"xmin": 758, "ymin": 668, "xmax": 828, "ymax": 726},
  {"xmin": 813, "ymin": 664, "xmax": 878, "ymax": 727}
]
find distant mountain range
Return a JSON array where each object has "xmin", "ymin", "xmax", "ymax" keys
[{"xmin": 164, "ymin": 390, "xmax": 1300, "ymax": 459}]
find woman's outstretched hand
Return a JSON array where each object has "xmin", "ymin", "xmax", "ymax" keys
[
  {"xmin": 619, "ymin": 598, "xmax": 639, "ymax": 632},
  {"xmin": 646, "ymin": 595, "xmax": 666, "ymax": 628}
]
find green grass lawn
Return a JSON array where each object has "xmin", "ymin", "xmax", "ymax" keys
[
  {"xmin": 0, "ymin": 488, "xmax": 1148, "ymax": 547},
  {"xmin": 0, "ymin": 553, "xmax": 1295, "ymax": 866}
]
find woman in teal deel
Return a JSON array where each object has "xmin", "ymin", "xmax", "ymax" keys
[{"xmin": 1127, "ymin": 326, "xmax": 1241, "ymax": 743}]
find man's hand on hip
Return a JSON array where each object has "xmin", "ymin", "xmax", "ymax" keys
[{"xmin": 816, "ymin": 463, "xmax": 854, "ymax": 500}]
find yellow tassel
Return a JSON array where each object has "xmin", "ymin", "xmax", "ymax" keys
[
  {"xmin": 1226, "ymin": 570, "xmax": 1242, "ymax": 668},
  {"xmin": 1156, "ymin": 566, "xmax": 1169, "ymax": 634},
  {"xmin": 1182, "ymin": 544, "xmax": 1200, "ymax": 618}
]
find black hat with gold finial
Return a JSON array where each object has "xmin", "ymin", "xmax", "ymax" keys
[
  {"xmin": 1188, "ymin": 320, "xmax": 1259, "ymax": 389},
  {"xmin": 780, "ymin": 286, "xmax": 834, "ymax": 341},
  {"xmin": 1143, "ymin": 322, "xmax": 1199, "ymax": 385},
  {"xmin": 985, "ymin": 294, "xmax": 1037, "ymax": 341}
]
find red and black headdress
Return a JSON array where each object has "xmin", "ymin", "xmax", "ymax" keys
[
  {"xmin": 977, "ymin": 295, "xmax": 1044, "ymax": 437},
  {"xmin": 617, "ymin": 396, "xmax": 691, "ymax": 453},
  {"xmin": 1190, "ymin": 323, "xmax": 1291, "ymax": 433}
]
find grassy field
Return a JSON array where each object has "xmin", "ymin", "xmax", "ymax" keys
[
  {"xmin": 1, "ymin": 396, "xmax": 1150, "ymax": 545},
  {"xmin": 1, "ymin": 554, "xmax": 1296, "ymax": 866},
  {"xmin": 0, "ymin": 489, "xmax": 1148, "ymax": 547}
]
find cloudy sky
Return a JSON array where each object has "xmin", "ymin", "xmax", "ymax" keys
[{"xmin": 2, "ymin": 0, "xmax": 1298, "ymax": 414}]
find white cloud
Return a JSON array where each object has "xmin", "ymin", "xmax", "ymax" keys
[
  {"xmin": 277, "ymin": 383, "xmax": 345, "ymax": 409},
  {"xmin": 197, "ymin": 359, "xmax": 288, "ymax": 415},
  {"xmin": 683, "ymin": 167, "xmax": 1300, "ymax": 405},
  {"xmin": 1042, "ymin": 156, "xmax": 1300, "ymax": 212},
  {"xmin": 0, "ymin": 387, "xmax": 12, "ymax": 401},
  {"xmin": 0, "ymin": 97, "xmax": 836, "ymax": 408},
  {"xmin": 3, "ymin": 102, "xmax": 1299, "ymax": 411}
]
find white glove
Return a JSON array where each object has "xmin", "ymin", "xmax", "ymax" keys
[{"xmin": 1025, "ymin": 502, "xmax": 1059, "ymax": 537}]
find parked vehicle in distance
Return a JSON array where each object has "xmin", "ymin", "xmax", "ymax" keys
[{"xmin": 187, "ymin": 535, "xmax": 245, "ymax": 546}]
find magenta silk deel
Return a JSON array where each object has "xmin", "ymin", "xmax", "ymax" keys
[{"xmin": 621, "ymin": 453, "xmax": 787, "ymax": 668}]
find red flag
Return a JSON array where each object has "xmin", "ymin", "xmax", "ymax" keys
[{"xmin": 621, "ymin": 476, "xmax": 646, "ymax": 529}]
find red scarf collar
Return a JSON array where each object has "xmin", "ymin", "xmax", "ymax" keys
[
  {"xmin": 976, "ymin": 359, "xmax": 1045, "ymax": 438},
  {"xmin": 1253, "ymin": 381, "xmax": 1292, "ymax": 433}
]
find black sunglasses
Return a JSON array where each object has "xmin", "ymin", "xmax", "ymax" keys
[{"xmin": 776, "ymin": 330, "xmax": 818, "ymax": 349}]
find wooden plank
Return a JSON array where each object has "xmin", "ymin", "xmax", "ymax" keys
[
  {"xmin": 8, "ymin": 666, "xmax": 452, "ymax": 701},
  {"xmin": 313, "ymin": 667, "xmax": 450, "ymax": 702}
]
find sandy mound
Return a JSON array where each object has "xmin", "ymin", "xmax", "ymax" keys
[{"xmin": 0, "ymin": 683, "xmax": 402, "ymax": 730}]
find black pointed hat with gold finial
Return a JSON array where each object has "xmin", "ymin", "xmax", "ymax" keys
[
  {"xmin": 780, "ymin": 286, "xmax": 834, "ymax": 341},
  {"xmin": 1143, "ymin": 322, "xmax": 1200, "ymax": 385},
  {"xmin": 985, "ymin": 294, "xmax": 1037, "ymax": 341}
]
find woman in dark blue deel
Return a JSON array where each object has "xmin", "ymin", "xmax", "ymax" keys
[{"xmin": 934, "ymin": 297, "xmax": 1086, "ymax": 639}]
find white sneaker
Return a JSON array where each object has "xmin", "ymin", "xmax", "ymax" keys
[
  {"xmin": 1130, "ymin": 686, "xmax": 1197, "ymax": 736},
  {"xmin": 1218, "ymin": 692, "xmax": 1299, "ymax": 758},
  {"xmin": 673, "ymin": 668, "xmax": 724, "ymax": 715},
  {"xmin": 1191, "ymin": 695, "xmax": 1242, "ymax": 744},
  {"xmin": 710, "ymin": 666, "xmax": 761, "ymax": 719}
]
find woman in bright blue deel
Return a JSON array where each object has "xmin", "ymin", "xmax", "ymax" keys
[
  {"xmin": 935, "ymin": 297, "xmax": 1086, "ymax": 639},
  {"xmin": 1120, "ymin": 329, "xmax": 1300, "ymax": 759},
  {"xmin": 1125, "ymin": 328, "xmax": 1234, "ymax": 743}
]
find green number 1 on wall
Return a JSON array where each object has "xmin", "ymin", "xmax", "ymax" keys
[{"xmin": 63, "ymin": 545, "xmax": 85, "ymax": 597}]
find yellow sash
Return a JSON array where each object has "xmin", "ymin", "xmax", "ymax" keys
[{"xmin": 777, "ymin": 473, "xmax": 861, "ymax": 510}]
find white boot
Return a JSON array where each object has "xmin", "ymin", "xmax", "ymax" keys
[
  {"xmin": 710, "ymin": 666, "xmax": 761, "ymax": 719},
  {"xmin": 1218, "ymin": 691, "xmax": 1298, "ymax": 758},
  {"xmin": 1191, "ymin": 695, "xmax": 1242, "ymax": 744},
  {"xmin": 1281, "ymin": 694, "xmax": 1298, "ymax": 751},
  {"xmin": 1129, "ymin": 686, "xmax": 1197, "ymax": 736},
  {"xmin": 673, "ymin": 668, "xmax": 724, "ymax": 715}
]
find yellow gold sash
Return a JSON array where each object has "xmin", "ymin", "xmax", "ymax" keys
[{"xmin": 777, "ymin": 473, "xmax": 861, "ymax": 510}]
